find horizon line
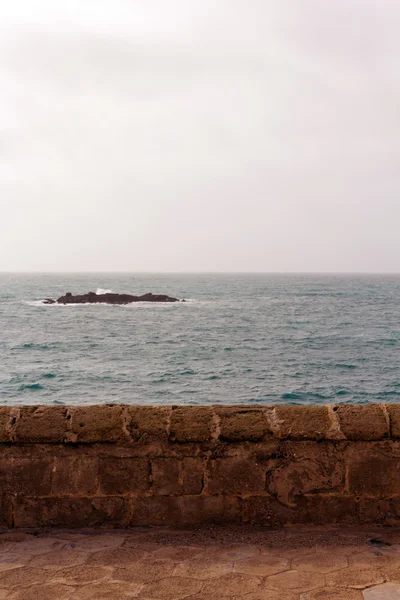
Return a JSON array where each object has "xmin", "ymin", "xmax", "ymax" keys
[{"xmin": 1, "ymin": 271, "xmax": 400, "ymax": 276}]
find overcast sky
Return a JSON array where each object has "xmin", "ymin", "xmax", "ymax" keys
[{"xmin": 1, "ymin": 0, "xmax": 399, "ymax": 272}]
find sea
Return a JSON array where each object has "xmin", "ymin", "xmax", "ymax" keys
[{"xmin": 0, "ymin": 273, "xmax": 399, "ymax": 406}]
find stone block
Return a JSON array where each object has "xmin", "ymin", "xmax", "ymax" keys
[
  {"xmin": 169, "ymin": 407, "xmax": 213, "ymax": 442},
  {"xmin": 273, "ymin": 406, "xmax": 331, "ymax": 440},
  {"xmin": 347, "ymin": 447, "xmax": 400, "ymax": 497},
  {"xmin": 128, "ymin": 406, "xmax": 170, "ymax": 440},
  {"xmin": 99, "ymin": 457, "xmax": 149, "ymax": 495},
  {"xmin": 131, "ymin": 496, "xmax": 182, "ymax": 526},
  {"xmin": 0, "ymin": 493, "xmax": 12, "ymax": 528},
  {"xmin": 14, "ymin": 406, "xmax": 68, "ymax": 443},
  {"xmin": 207, "ymin": 458, "xmax": 265, "ymax": 494},
  {"xmin": 51, "ymin": 457, "xmax": 99, "ymax": 496},
  {"xmin": 388, "ymin": 405, "xmax": 400, "ymax": 438},
  {"xmin": 14, "ymin": 496, "xmax": 131, "ymax": 528},
  {"xmin": 132, "ymin": 495, "xmax": 242, "ymax": 527},
  {"xmin": 305, "ymin": 495, "xmax": 358, "ymax": 524},
  {"xmin": 245, "ymin": 495, "xmax": 307, "ymax": 527},
  {"xmin": 70, "ymin": 405, "xmax": 124, "ymax": 442},
  {"xmin": 182, "ymin": 458, "xmax": 204, "ymax": 495},
  {"xmin": 267, "ymin": 444, "xmax": 344, "ymax": 506},
  {"xmin": 0, "ymin": 408, "xmax": 12, "ymax": 443},
  {"xmin": 179, "ymin": 496, "xmax": 243, "ymax": 526},
  {"xmin": 335, "ymin": 405, "xmax": 388, "ymax": 440},
  {"xmin": 151, "ymin": 458, "xmax": 204, "ymax": 495},
  {"xmin": 388, "ymin": 497, "xmax": 400, "ymax": 522},
  {"xmin": 216, "ymin": 407, "xmax": 270, "ymax": 441},
  {"xmin": 358, "ymin": 498, "xmax": 391, "ymax": 523},
  {"xmin": 152, "ymin": 458, "xmax": 180, "ymax": 495},
  {"xmin": 0, "ymin": 458, "xmax": 52, "ymax": 496}
]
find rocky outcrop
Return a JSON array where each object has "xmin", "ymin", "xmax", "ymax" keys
[{"xmin": 44, "ymin": 291, "xmax": 182, "ymax": 304}]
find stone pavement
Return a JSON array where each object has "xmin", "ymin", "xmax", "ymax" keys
[{"xmin": 1, "ymin": 527, "xmax": 400, "ymax": 599}]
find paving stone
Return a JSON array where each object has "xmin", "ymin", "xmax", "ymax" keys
[
  {"xmin": 292, "ymin": 551, "xmax": 348, "ymax": 573},
  {"xmin": 65, "ymin": 534, "xmax": 126, "ymax": 552},
  {"xmin": 71, "ymin": 581, "xmax": 142, "ymax": 599},
  {"xmin": 184, "ymin": 593, "xmax": 242, "ymax": 600},
  {"xmin": 0, "ymin": 552, "xmax": 30, "ymax": 572},
  {"xmin": 363, "ymin": 583, "xmax": 400, "ymax": 599},
  {"xmin": 10, "ymin": 538, "xmax": 67, "ymax": 555},
  {"xmin": 51, "ymin": 565, "xmax": 111, "ymax": 584},
  {"xmin": 10, "ymin": 583, "xmax": 75, "ymax": 600},
  {"xmin": 0, "ymin": 542, "xmax": 16, "ymax": 552},
  {"xmin": 301, "ymin": 589, "xmax": 363, "ymax": 599},
  {"xmin": 384, "ymin": 564, "xmax": 400, "ymax": 582},
  {"xmin": 204, "ymin": 545, "xmax": 260, "ymax": 561},
  {"xmin": 0, "ymin": 567, "xmax": 55, "ymax": 588},
  {"xmin": 173, "ymin": 558, "xmax": 234, "ymax": 579},
  {"xmin": 29, "ymin": 549, "xmax": 89, "ymax": 568},
  {"xmin": 150, "ymin": 546, "xmax": 203, "ymax": 561},
  {"xmin": 267, "ymin": 570, "xmax": 325, "ymax": 592},
  {"xmin": 245, "ymin": 591, "xmax": 298, "ymax": 600},
  {"xmin": 114, "ymin": 560, "xmax": 176, "ymax": 583},
  {"xmin": 234, "ymin": 555, "xmax": 290, "ymax": 576},
  {"xmin": 326, "ymin": 568, "xmax": 385, "ymax": 589},
  {"xmin": 87, "ymin": 546, "xmax": 146, "ymax": 566},
  {"xmin": 201, "ymin": 573, "xmax": 262, "ymax": 596},
  {"xmin": 349, "ymin": 550, "xmax": 396, "ymax": 570},
  {"xmin": 139, "ymin": 576, "xmax": 203, "ymax": 599}
]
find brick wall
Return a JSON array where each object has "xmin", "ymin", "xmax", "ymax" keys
[{"xmin": 0, "ymin": 404, "xmax": 399, "ymax": 528}]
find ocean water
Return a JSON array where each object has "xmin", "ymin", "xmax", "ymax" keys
[{"xmin": 0, "ymin": 273, "xmax": 399, "ymax": 406}]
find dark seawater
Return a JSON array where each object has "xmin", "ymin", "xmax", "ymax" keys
[{"xmin": 0, "ymin": 274, "xmax": 399, "ymax": 405}]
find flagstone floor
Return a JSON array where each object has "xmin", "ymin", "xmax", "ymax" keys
[{"xmin": 1, "ymin": 527, "xmax": 400, "ymax": 599}]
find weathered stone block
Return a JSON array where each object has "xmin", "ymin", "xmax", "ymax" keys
[
  {"xmin": 179, "ymin": 495, "xmax": 242, "ymax": 526},
  {"xmin": 207, "ymin": 458, "xmax": 265, "ymax": 494},
  {"xmin": 0, "ymin": 458, "xmax": 52, "ymax": 496},
  {"xmin": 388, "ymin": 498, "xmax": 400, "ymax": 522},
  {"xmin": 128, "ymin": 406, "xmax": 170, "ymax": 440},
  {"xmin": 359, "ymin": 498, "xmax": 391, "ymax": 523},
  {"xmin": 169, "ymin": 407, "xmax": 213, "ymax": 442},
  {"xmin": 131, "ymin": 495, "xmax": 242, "ymax": 527},
  {"xmin": 14, "ymin": 496, "xmax": 131, "ymax": 528},
  {"xmin": 216, "ymin": 407, "xmax": 270, "ymax": 441},
  {"xmin": 388, "ymin": 405, "xmax": 400, "ymax": 438},
  {"xmin": 245, "ymin": 495, "xmax": 307, "ymax": 527},
  {"xmin": 99, "ymin": 457, "xmax": 149, "ymax": 495},
  {"xmin": 0, "ymin": 408, "xmax": 12, "ymax": 443},
  {"xmin": 152, "ymin": 458, "xmax": 204, "ymax": 495},
  {"xmin": 273, "ymin": 406, "xmax": 331, "ymax": 440},
  {"xmin": 131, "ymin": 496, "xmax": 181, "ymax": 526},
  {"xmin": 0, "ymin": 493, "xmax": 12, "ymax": 528},
  {"xmin": 335, "ymin": 405, "xmax": 388, "ymax": 440},
  {"xmin": 267, "ymin": 444, "xmax": 344, "ymax": 506},
  {"xmin": 51, "ymin": 457, "xmax": 99, "ymax": 496},
  {"xmin": 152, "ymin": 458, "xmax": 180, "ymax": 495},
  {"xmin": 347, "ymin": 447, "xmax": 400, "ymax": 496},
  {"xmin": 305, "ymin": 495, "xmax": 358, "ymax": 524},
  {"xmin": 14, "ymin": 406, "xmax": 68, "ymax": 443},
  {"xmin": 70, "ymin": 405, "xmax": 124, "ymax": 442},
  {"xmin": 182, "ymin": 458, "xmax": 204, "ymax": 495}
]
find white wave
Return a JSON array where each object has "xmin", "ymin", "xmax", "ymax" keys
[{"xmin": 96, "ymin": 288, "xmax": 113, "ymax": 295}]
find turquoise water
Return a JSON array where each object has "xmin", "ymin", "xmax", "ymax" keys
[{"xmin": 0, "ymin": 273, "xmax": 399, "ymax": 405}]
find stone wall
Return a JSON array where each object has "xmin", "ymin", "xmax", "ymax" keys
[{"xmin": 0, "ymin": 404, "xmax": 399, "ymax": 528}]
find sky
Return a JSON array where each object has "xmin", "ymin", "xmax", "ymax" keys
[{"xmin": 1, "ymin": 0, "xmax": 399, "ymax": 273}]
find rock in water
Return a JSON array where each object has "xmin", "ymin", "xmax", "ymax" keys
[{"xmin": 51, "ymin": 292, "xmax": 182, "ymax": 304}]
